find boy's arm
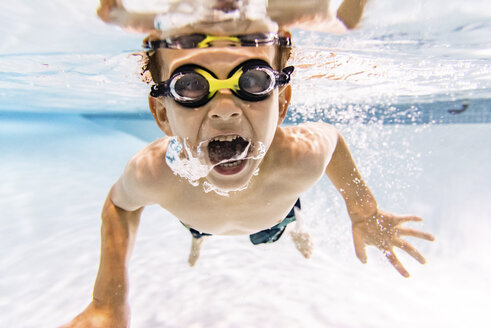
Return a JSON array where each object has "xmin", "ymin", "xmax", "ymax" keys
[
  {"xmin": 61, "ymin": 146, "xmax": 160, "ymax": 327},
  {"xmin": 325, "ymin": 131, "xmax": 434, "ymax": 278},
  {"xmin": 97, "ymin": 0, "xmax": 155, "ymax": 32},
  {"xmin": 325, "ymin": 133, "xmax": 378, "ymax": 221},
  {"xmin": 268, "ymin": 0, "xmax": 367, "ymax": 32},
  {"xmin": 97, "ymin": 0, "xmax": 367, "ymax": 33},
  {"xmin": 61, "ymin": 193, "xmax": 142, "ymax": 328}
]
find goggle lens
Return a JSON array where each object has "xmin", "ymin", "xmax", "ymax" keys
[
  {"xmin": 168, "ymin": 34, "xmax": 207, "ymax": 49},
  {"xmin": 145, "ymin": 33, "xmax": 291, "ymax": 50},
  {"xmin": 171, "ymin": 72, "xmax": 209, "ymax": 102},
  {"xmin": 239, "ymin": 69, "xmax": 274, "ymax": 96}
]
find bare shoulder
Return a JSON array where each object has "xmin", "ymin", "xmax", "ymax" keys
[
  {"xmin": 280, "ymin": 122, "xmax": 338, "ymax": 161},
  {"xmin": 111, "ymin": 137, "xmax": 176, "ymax": 211},
  {"xmin": 270, "ymin": 122, "xmax": 338, "ymax": 183},
  {"xmin": 126, "ymin": 137, "xmax": 171, "ymax": 181}
]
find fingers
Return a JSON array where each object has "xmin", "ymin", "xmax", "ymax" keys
[
  {"xmin": 384, "ymin": 250, "xmax": 410, "ymax": 278},
  {"xmin": 394, "ymin": 215, "xmax": 423, "ymax": 224},
  {"xmin": 353, "ymin": 233, "xmax": 367, "ymax": 264},
  {"xmin": 395, "ymin": 216, "xmax": 435, "ymax": 242},
  {"xmin": 394, "ymin": 239, "xmax": 426, "ymax": 264},
  {"xmin": 398, "ymin": 227, "xmax": 435, "ymax": 241}
]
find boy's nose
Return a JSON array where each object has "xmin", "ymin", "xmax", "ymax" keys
[{"xmin": 207, "ymin": 90, "xmax": 242, "ymax": 121}]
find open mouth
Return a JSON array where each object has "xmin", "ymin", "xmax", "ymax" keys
[{"xmin": 207, "ymin": 135, "xmax": 251, "ymax": 175}]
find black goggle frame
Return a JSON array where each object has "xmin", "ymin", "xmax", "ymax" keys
[
  {"xmin": 144, "ymin": 32, "xmax": 292, "ymax": 50},
  {"xmin": 150, "ymin": 60, "xmax": 294, "ymax": 108}
]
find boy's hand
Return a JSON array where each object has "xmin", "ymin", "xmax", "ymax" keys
[
  {"xmin": 351, "ymin": 209, "xmax": 435, "ymax": 278},
  {"xmin": 59, "ymin": 301, "xmax": 129, "ymax": 328},
  {"xmin": 96, "ymin": 0, "xmax": 156, "ymax": 32},
  {"xmin": 97, "ymin": 0, "xmax": 123, "ymax": 23}
]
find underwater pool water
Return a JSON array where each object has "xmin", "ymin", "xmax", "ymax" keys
[{"xmin": 1, "ymin": 0, "xmax": 490, "ymax": 327}]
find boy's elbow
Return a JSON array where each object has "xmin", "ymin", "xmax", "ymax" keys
[
  {"xmin": 102, "ymin": 192, "xmax": 143, "ymax": 223},
  {"xmin": 108, "ymin": 182, "xmax": 144, "ymax": 213}
]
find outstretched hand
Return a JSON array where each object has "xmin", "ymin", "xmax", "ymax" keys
[{"xmin": 351, "ymin": 209, "xmax": 435, "ymax": 278}]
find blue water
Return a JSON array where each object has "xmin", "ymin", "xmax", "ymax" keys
[{"xmin": 1, "ymin": 1, "xmax": 491, "ymax": 327}]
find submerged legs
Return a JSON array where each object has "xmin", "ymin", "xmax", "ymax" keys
[
  {"xmin": 188, "ymin": 235, "xmax": 208, "ymax": 267},
  {"xmin": 288, "ymin": 206, "xmax": 314, "ymax": 259}
]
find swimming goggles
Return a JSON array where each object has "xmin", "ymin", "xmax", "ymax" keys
[
  {"xmin": 150, "ymin": 60, "xmax": 294, "ymax": 108},
  {"xmin": 144, "ymin": 32, "xmax": 291, "ymax": 50}
]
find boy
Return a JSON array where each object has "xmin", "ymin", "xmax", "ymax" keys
[
  {"xmin": 62, "ymin": 1, "xmax": 433, "ymax": 327},
  {"xmin": 96, "ymin": 0, "xmax": 367, "ymax": 34}
]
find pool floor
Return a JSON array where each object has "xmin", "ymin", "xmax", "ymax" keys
[{"xmin": 1, "ymin": 114, "xmax": 490, "ymax": 328}]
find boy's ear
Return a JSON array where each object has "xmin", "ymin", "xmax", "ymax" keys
[
  {"xmin": 148, "ymin": 95, "xmax": 172, "ymax": 135},
  {"xmin": 277, "ymin": 84, "xmax": 292, "ymax": 125}
]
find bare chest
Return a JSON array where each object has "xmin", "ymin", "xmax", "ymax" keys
[{"xmin": 160, "ymin": 176, "xmax": 302, "ymax": 235}]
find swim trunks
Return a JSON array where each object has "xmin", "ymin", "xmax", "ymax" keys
[{"xmin": 181, "ymin": 199, "xmax": 301, "ymax": 245}]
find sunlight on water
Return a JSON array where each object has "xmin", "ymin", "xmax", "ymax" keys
[{"xmin": 1, "ymin": 0, "xmax": 490, "ymax": 115}]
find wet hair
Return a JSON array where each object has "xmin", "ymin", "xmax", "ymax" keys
[{"xmin": 138, "ymin": 34, "xmax": 292, "ymax": 84}]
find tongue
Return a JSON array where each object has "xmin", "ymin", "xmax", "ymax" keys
[{"xmin": 208, "ymin": 137, "xmax": 250, "ymax": 164}]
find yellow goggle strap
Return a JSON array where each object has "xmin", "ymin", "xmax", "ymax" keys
[
  {"xmin": 194, "ymin": 68, "xmax": 243, "ymax": 99},
  {"xmin": 197, "ymin": 35, "xmax": 241, "ymax": 48}
]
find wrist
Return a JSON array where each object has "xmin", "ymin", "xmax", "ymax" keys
[
  {"xmin": 346, "ymin": 198, "xmax": 378, "ymax": 224},
  {"xmin": 80, "ymin": 300, "xmax": 130, "ymax": 327},
  {"xmin": 92, "ymin": 297, "xmax": 130, "ymax": 313}
]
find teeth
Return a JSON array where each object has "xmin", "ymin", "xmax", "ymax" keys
[
  {"xmin": 220, "ymin": 160, "xmax": 242, "ymax": 167},
  {"xmin": 211, "ymin": 135, "xmax": 240, "ymax": 142}
]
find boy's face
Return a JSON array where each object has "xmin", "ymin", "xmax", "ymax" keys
[{"xmin": 150, "ymin": 46, "xmax": 291, "ymax": 192}]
